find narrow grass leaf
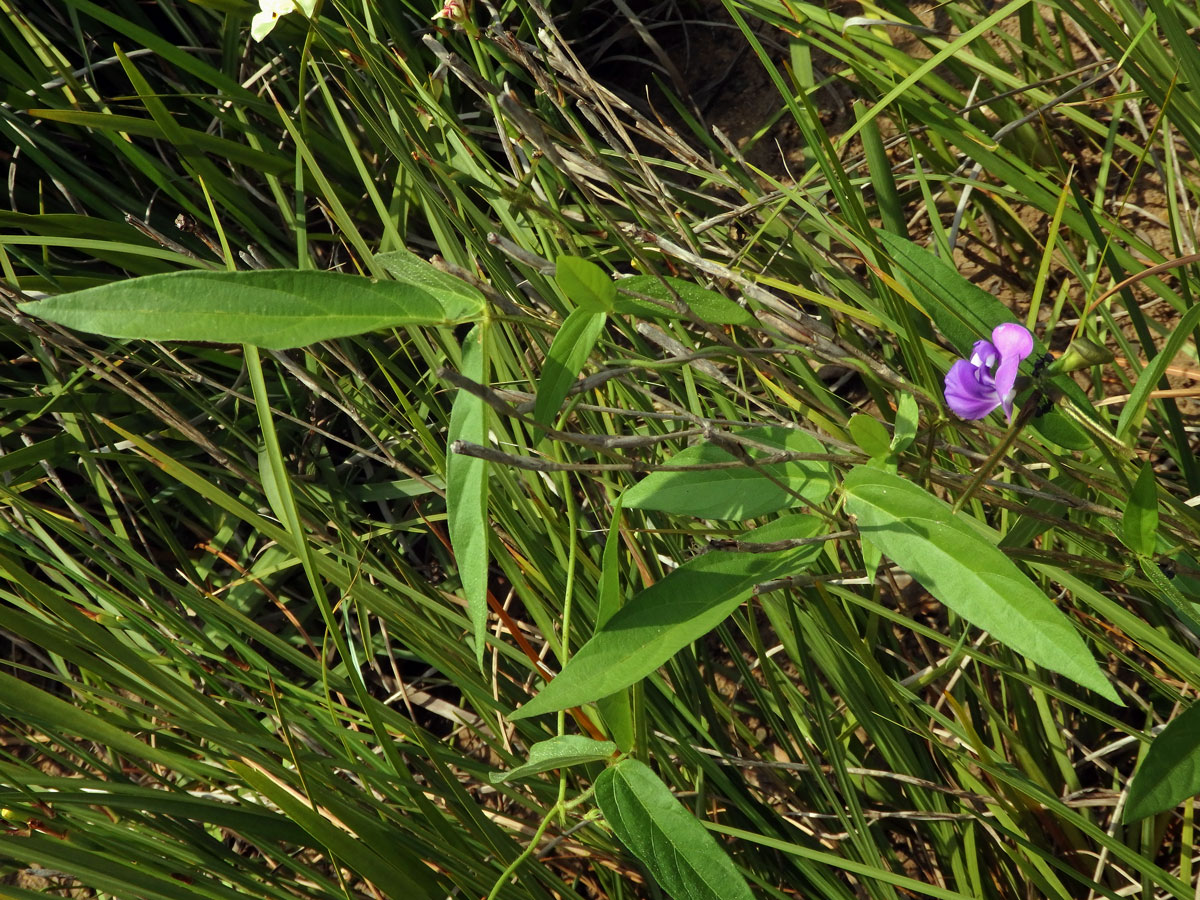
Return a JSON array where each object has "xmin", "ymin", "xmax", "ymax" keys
[
  {"xmin": 0, "ymin": 772, "xmax": 308, "ymax": 843},
  {"xmin": 1125, "ymin": 702, "xmax": 1200, "ymax": 821},
  {"xmin": 25, "ymin": 108, "xmax": 291, "ymax": 176},
  {"xmin": 1139, "ymin": 556, "xmax": 1200, "ymax": 639},
  {"xmin": 1116, "ymin": 302, "xmax": 1200, "ymax": 439},
  {"xmin": 621, "ymin": 426, "xmax": 834, "ymax": 520},
  {"xmin": 489, "ymin": 736, "xmax": 617, "ymax": 784},
  {"xmin": 19, "ymin": 269, "xmax": 473, "ymax": 348},
  {"xmin": 595, "ymin": 759, "xmax": 755, "ymax": 900},
  {"xmin": 448, "ymin": 326, "xmax": 490, "ymax": 666},
  {"xmin": 511, "ymin": 514, "xmax": 824, "ymax": 717},
  {"xmin": 0, "ymin": 834, "xmax": 225, "ymax": 900},
  {"xmin": 0, "ymin": 210, "xmax": 187, "ymax": 274},
  {"xmin": 230, "ymin": 761, "xmax": 441, "ymax": 900},
  {"xmin": 533, "ymin": 308, "xmax": 606, "ymax": 426},
  {"xmin": 706, "ymin": 820, "xmax": 986, "ymax": 900},
  {"xmin": 0, "ymin": 671, "xmax": 220, "ymax": 780},
  {"xmin": 844, "ymin": 467, "xmax": 1119, "ymax": 702}
]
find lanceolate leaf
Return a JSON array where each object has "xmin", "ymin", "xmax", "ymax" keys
[
  {"xmin": 1125, "ymin": 702, "xmax": 1200, "ymax": 821},
  {"xmin": 843, "ymin": 467, "xmax": 1119, "ymax": 702},
  {"xmin": 19, "ymin": 268, "xmax": 479, "ymax": 349},
  {"xmin": 488, "ymin": 736, "xmax": 617, "ymax": 784},
  {"xmin": 848, "ymin": 414, "xmax": 892, "ymax": 459},
  {"xmin": 447, "ymin": 326, "xmax": 490, "ymax": 666},
  {"xmin": 376, "ymin": 248, "xmax": 486, "ymax": 321},
  {"xmin": 876, "ymin": 229, "xmax": 998, "ymax": 356},
  {"xmin": 533, "ymin": 308, "xmax": 607, "ymax": 426},
  {"xmin": 1123, "ymin": 462, "xmax": 1159, "ymax": 557},
  {"xmin": 556, "ymin": 255, "xmax": 615, "ymax": 312},
  {"xmin": 595, "ymin": 759, "xmax": 755, "ymax": 900},
  {"xmin": 621, "ymin": 426, "xmax": 834, "ymax": 520},
  {"xmin": 511, "ymin": 514, "xmax": 824, "ymax": 718},
  {"xmin": 614, "ymin": 275, "xmax": 753, "ymax": 325}
]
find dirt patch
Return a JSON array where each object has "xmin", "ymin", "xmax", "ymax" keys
[{"xmin": 578, "ymin": 0, "xmax": 853, "ymax": 176}]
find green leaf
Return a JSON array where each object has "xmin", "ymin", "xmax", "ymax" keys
[
  {"xmin": 0, "ymin": 774, "xmax": 307, "ymax": 843},
  {"xmin": 891, "ymin": 393, "xmax": 919, "ymax": 452},
  {"xmin": 1030, "ymin": 410, "xmax": 1091, "ymax": 451},
  {"xmin": 1123, "ymin": 462, "xmax": 1159, "ymax": 556},
  {"xmin": 488, "ymin": 736, "xmax": 617, "ymax": 784},
  {"xmin": 0, "ymin": 670, "xmax": 216, "ymax": 780},
  {"xmin": 876, "ymin": 230, "xmax": 1000, "ymax": 355},
  {"xmin": 533, "ymin": 308, "xmax": 607, "ymax": 426},
  {"xmin": 614, "ymin": 275, "xmax": 753, "ymax": 325},
  {"xmin": 595, "ymin": 759, "xmax": 755, "ymax": 900},
  {"xmin": 998, "ymin": 474, "xmax": 1083, "ymax": 550},
  {"xmin": 511, "ymin": 514, "xmax": 823, "ymax": 717},
  {"xmin": 376, "ymin": 247, "xmax": 487, "ymax": 321},
  {"xmin": 1125, "ymin": 702, "xmax": 1200, "ymax": 821},
  {"xmin": 18, "ymin": 269, "xmax": 476, "ymax": 349},
  {"xmin": 0, "ymin": 210, "xmax": 181, "ymax": 274},
  {"xmin": 597, "ymin": 499, "xmax": 635, "ymax": 751},
  {"xmin": 556, "ymin": 255, "xmax": 615, "ymax": 312},
  {"xmin": 621, "ymin": 426, "xmax": 834, "ymax": 520},
  {"xmin": 1116, "ymin": 302, "xmax": 1200, "ymax": 440},
  {"xmin": 230, "ymin": 762, "xmax": 439, "ymax": 898},
  {"xmin": 1139, "ymin": 556, "xmax": 1200, "ymax": 638},
  {"xmin": 848, "ymin": 414, "xmax": 892, "ymax": 458},
  {"xmin": 447, "ymin": 326, "xmax": 490, "ymax": 666},
  {"xmin": 25, "ymin": 108, "xmax": 291, "ymax": 176},
  {"xmin": 843, "ymin": 467, "xmax": 1119, "ymax": 702}
]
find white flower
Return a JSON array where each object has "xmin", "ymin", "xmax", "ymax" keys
[
  {"xmin": 432, "ymin": 0, "xmax": 467, "ymax": 24},
  {"xmin": 250, "ymin": 0, "xmax": 318, "ymax": 41}
]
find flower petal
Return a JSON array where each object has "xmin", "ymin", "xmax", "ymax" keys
[
  {"xmin": 250, "ymin": 10, "xmax": 280, "ymax": 40},
  {"xmin": 991, "ymin": 323, "xmax": 1034, "ymax": 364},
  {"xmin": 969, "ymin": 339, "xmax": 997, "ymax": 369},
  {"xmin": 990, "ymin": 323, "xmax": 1034, "ymax": 419},
  {"xmin": 944, "ymin": 359, "xmax": 1000, "ymax": 420}
]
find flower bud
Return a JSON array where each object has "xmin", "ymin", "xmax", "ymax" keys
[
  {"xmin": 433, "ymin": 0, "xmax": 468, "ymax": 25},
  {"xmin": 1047, "ymin": 338, "xmax": 1114, "ymax": 376}
]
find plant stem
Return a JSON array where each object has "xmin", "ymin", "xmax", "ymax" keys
[
  {"xmin": 951, "ymin": 392, "xmax": 1042, "ymax": 514},
  {"xmin": 485, "ymin": 802, "xmax": 560, "ymax": 900}
]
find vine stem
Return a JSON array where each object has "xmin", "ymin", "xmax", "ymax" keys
[
  {"xmin": 483, "ymin": 786, "xmax": 604, "ymax": 900},
  {"xmin": 950, "ymin": 391, "xmax": 1042, "ymax": 515},
  {"xmin": 485, "ymin": 802, "xmax": 560, "ymax": 900}
]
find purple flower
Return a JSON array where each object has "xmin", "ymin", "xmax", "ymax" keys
[{"xmin": 944, "ymin": 323, "xmax": 1034, "ymax": 421}]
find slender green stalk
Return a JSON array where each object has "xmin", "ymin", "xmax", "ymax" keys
[{"xmin": 951, "ymin": 394, "xmax": 1042, "ymax": 514}]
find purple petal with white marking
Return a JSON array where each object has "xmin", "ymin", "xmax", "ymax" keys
[{"xmin": 944, "ymin": 359, "xmax": 1001, "ymax": 420}]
